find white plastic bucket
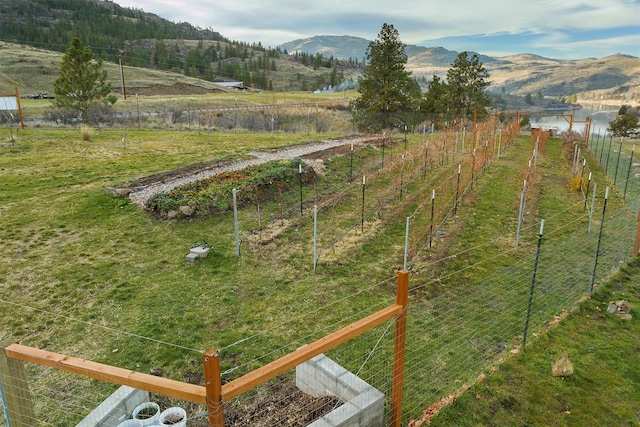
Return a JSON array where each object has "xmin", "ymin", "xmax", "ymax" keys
[
  {"xmin": 132, "ymin": 402, "xmax": 161, "ymax": 426},
  {"xmin": 159, "ymin": 407, "xmax": 187, "ymax": 427}
]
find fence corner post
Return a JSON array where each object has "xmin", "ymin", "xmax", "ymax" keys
[
  {"xmin": 203, "ymin": 348, "xmax": 224, "ymax": 427},
  {"xmin": 0, "ymin": 340, "xmax": 35, "ymax": 427},
  {"xmin": 390, "ymin": 270, "xmax": 409, "ymax": 427}
]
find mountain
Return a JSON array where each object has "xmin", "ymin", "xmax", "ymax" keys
[
  {"xmin": 482, "ymin": 53, "xmax": 640, "ymax": 98},
  {"xmin": 0, "ymin": 0, "xmax": 226, "ymax": 59},
  {"xmin": 280, "ymin": 36, "xmax": 640, "ymax": 100},
  {"xmin": 280, "ymin": 35, "xmax": 371, "ymax": 61},
  {"xmin": 2, "ymin": 0, "xmax": 638, "ymax": 102}
]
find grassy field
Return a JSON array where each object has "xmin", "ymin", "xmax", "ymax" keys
[
  {"xmin": 430, "ymin": 256, "xmax": 640, "ymax": 426},
  {"xmin": 0, "ymin": 124, "xmax": 638, "ymax": 425}
]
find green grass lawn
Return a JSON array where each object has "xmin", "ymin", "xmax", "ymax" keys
[
  {"xmin": 0, "ymin": 126, "xmax": 637, "ymax": 425},
  {"xmin": 430, "ymin": 256, "xmax": 640, "ymax": 426}
]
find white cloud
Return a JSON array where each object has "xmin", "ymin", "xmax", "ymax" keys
[{"xmin": 113, "ymin": 0, "xmax": 640, "ymax": 57}]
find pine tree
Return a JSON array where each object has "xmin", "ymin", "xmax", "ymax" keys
[
  {"xmin": 350, "ymin": 23, "xmax": 418, "ymax": 132},
  {"xmin": 52, "ymin": 37, "xmax": 116, "ymax": 122},
  {"xmin": 446, "ymin": 51, "xmax": 490, "ymax": 119},
  {"xmin": 608, "ymin": 114, "xmax": 639, "ymax": 138},
  {"xmin": 421, "ymin": 75, "xmax": 449, "ymax": 127}
]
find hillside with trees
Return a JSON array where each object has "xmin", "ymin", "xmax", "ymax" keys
[{"xmin": 0, "ymin": 0, "xmax": 357, "ymax": 93}]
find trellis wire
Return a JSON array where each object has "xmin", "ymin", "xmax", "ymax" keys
[{"xmin": 2, "ymin": 123, "xmax": 637, "ymax": 426}]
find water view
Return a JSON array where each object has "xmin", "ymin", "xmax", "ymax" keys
[{"xmin": 528, "ymin": 104, "xmax": 621, "ymax": 134}]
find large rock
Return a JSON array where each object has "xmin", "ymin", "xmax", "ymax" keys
[
  {"xmin": 552, "ymin": 353, "xmax": 574, "ymax": 377},
  {"xmin": 105, "ymin": 187, "xmax": 132, "ymax": 197},
  {"xmin": 179, "ymin": 205, "xmax": 195, "ymax": 216},
  {"xmin": 607, "ymin": 300, "xmax": 632, "ymax": 320}
]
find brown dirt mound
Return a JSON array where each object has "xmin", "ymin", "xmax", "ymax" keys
[{"xmin": 127, "ymin": 83, "xmax": 227, "ymax": 96}]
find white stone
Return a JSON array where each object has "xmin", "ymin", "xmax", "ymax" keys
[{"xmin": 189, "ymin": 246, "xmax": 210, "ymax": 258}]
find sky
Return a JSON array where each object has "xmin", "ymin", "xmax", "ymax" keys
[{"xmin": 114, "ymin": 0, "xmax": 640, "ymax": 59}]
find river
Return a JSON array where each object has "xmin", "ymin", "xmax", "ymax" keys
[{"xmin": 528, "ymin": 104, "xmax": 621, "ymax": 134}]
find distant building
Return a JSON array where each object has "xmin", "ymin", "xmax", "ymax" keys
[{"xmin": 214, "ymin": 81, "xmax": 248, "ymax": 91}]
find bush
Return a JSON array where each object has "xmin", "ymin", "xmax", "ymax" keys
[
  {"xmin": 80, "ymin": 125, "xmax": 92, "ymax": 141},
  {"xmin": 146, "ymin": 158, "xmax": 308, "ymax": 218}
]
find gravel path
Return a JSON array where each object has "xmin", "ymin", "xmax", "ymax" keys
[{"xmin": 129, "ymin": 136, "xmax": 375, "ymax": 207}]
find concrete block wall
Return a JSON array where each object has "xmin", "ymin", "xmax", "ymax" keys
[
  {"xmin": 296, "ymin": 354, "xmax": 384, "ymax": 427},
  {"xmin": 76, "ymin": 385, "xmax": 149, "ymax": 427}
]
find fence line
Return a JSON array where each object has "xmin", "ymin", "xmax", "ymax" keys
[
  {"xmin": 2, "ymin": 120, "xmax": 639, "ymax": 426},
  {"xmin": 1, "ymin": 272, "xmax": 410, "ymax": 427}
]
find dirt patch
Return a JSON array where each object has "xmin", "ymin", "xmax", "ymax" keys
[
  {"xmin": 224, "ymin": 379, "xmax": 342, "ymax": 427},
  {"xmin": 245, "ymin": 219, "xmax": 293, "ymax": 245},
  {"xmin": 124, "ymin": 136, "xmax": 376, "ymax": 207},
  {"xmin": 127, "ymin": 83, "xmax": 227, "ymax": 96},
  {"xmin": 319, "ymin": 219, "xmax": 383, "ymax": 263},
  {"xmin": 159, "ymin": 378, "xmax": 342, "ymax": 426}
]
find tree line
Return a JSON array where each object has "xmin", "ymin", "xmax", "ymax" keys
[
  {"xmin": 2, "ymin": 0, "xmax": 355, "ymax": 93},
  {"xmin": 0, "ymin": 0, "xmax": 226, "ymax": 59},
  {"xmin": 351, "ymin": 23, "xmax": 490, "ymax": 133}
]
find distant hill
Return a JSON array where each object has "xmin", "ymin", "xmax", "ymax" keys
[
  {"xmin": 280, "ymin": 35, "xmax": 640, "ymax": 100},
  {"xmin": 280, "ymin": 35, "xmax": 371, "ymax": 61},
  {"xmin": 0, "ymin": 0, "xmax": 349, "ymax": 93},
  {"xmin": 0, "ymin": 0, "xmax": 226, "ymax": 61},
  {"xmin": 2, "ymin": 0, "xmax": 638, "ymax": 103}
]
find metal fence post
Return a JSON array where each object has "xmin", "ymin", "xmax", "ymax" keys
[
  {"xmin": 403, "ymin": 217, "xmax": 410, "ymax": 270},
  {"xmin": 523, "ymin": 220, "xmax": 544, "ymax": 348},
  {"xmin": 361, "ymin": 176, "xmax": 366, "ymax": 232},
  {"xmin": 299, "ymin": 164, "xmax": 304, "ymax": 215},
  {"xmin": 590, "ymin": 187, "xmax": 609, "ymax": 293},
  {"xmin": 233, "ymin": 189, "xmax": 240, "ymax": 256},
  {"xmin": 623, "ymin": 145, "xmax": 634, "ymax": 200},
  {"xmin": 634, "ymin": 204, "xmax": 640, "ymax": 257},
  {"xmin": 588, "ymin": 183, "xmax": 597, "ymax": 234},
  {"xmin": 516, "ymin": 182, "xmax": 526, "ymax": 246},
  {"xmin": 454, "ymin": 164, "xmax": 461, "ymax": 215},
  {"xmin": 400, "ymin": 154, "xmax": 405, "ymax": 198},
  {"xmin": 605, "ymin": 134, "xmax": 613, "ymax": 174},
  {"xmin": 429, "ymin": 189, "xmax": 435, "ymax": 249},
  {"xmin": 313, "ymin": 205, "xmax": 318, "ymax": 271},
  {"xmin": 613, "ymin": 138, "xmax": 623, "ymax": 186}
]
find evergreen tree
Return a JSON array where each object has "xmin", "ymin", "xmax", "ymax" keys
[
  {"xmin": 53, "ymin": 37, "xmax": 116, "ymax": 121},
  {"xmin": 421, "ymin": 75, "xmax": 449, "ymax": 127},
  {"xmin": 350, "ymin": 23, "xmax": 418, "ymax": 132},
  {"xmin": 608, "ymin": 114, "xmax": 639, "ymax": 138},
  {"xmin": 446, "ymin": 51, "xmax": 490, "ymax": 119}
]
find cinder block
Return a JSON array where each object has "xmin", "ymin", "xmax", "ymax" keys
[
  {"xmin": 189, "ymin": 246, "xmax": 210, "ymax": 258},
  {"xmin": 322, "ymin": 402, "xmax": 359, "ymax": 427},
  {"xmin": 76, "ymin": 386, "xmax": 149, "ymax": 427},
  {"xmin": 185, "ymin": 252, "xmax": 199, "ymax": 262},
  {"xmin": 296, "ymin": 354, "xmax": 384, "ymax": 427}
]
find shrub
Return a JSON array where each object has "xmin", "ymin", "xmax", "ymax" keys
[
  {"xmin": 569, "ymin": 175, "xmax": 585, "ymax": 192},
  {"xmin": 146, "ymin": 158, "xmax": 308, "ymax": 218},
  {"xmin": 80, "ymin": 125, "xmax": 92, "ymax": 141}
]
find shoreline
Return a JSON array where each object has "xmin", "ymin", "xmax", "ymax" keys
[{"xmin": 577, "ymin": 99, "xmax": 639, "ymax": 108}]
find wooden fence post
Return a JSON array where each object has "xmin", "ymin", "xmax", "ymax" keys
[
  {"xmin": 0, "ymin": 339, "xmax": 35, "ymax": 427},
  {"xmin": 390, "ymin": 270, "xmax": 409, "ymax": 427},
  {"xmin": 203, "ymin": 348, "xmax": 224, "ymax": 427}
]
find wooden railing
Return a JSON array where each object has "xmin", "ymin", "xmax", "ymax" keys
[{"xmin": 1, "ymin": 271, "xmax": 409, "ymax": 427}]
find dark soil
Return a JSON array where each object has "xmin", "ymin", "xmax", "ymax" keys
[
  {"xmin": 224, "ymin": 379, "xmax": 342, "ymax": 427},
  {"xmin": 153, "ymin": 377, "xmax": 342, "ymax": 427}
]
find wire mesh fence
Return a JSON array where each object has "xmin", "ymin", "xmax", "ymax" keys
[{"xmin": 1, "ymin": 121, "xmax": 638, "ymax": 426}]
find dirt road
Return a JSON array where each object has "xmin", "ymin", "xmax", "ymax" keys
[{"xmin": 128, "ymin": 135, "xmax": 377, "ymax": 207}]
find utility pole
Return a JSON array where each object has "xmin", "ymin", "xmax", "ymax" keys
[{"xmin": 119, "ymin": 49, "xmax": 126, "ymax": 100}]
